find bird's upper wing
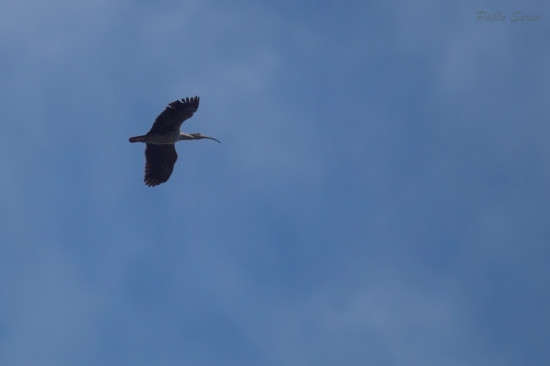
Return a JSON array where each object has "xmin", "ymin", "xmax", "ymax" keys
[
  {"xmin": 147, "ymin": 97, "xmax": 200, "ymax": 135},
  {"xmin": 144, "ymin": 144, "xmax": 178, "ymax": 187}
]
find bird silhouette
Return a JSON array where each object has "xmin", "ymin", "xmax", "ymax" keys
[{"xmin": 129, "ymin": 96, "xmax": 220, "ymax": 187}]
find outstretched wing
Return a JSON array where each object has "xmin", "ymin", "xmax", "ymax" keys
[
  {"xmin": 144, "ymin": 144, "xmax": 178, "ymax": 187},
  {"xmin": 147, "ymin": 97, "xmax": 200, "ymax": 135}
]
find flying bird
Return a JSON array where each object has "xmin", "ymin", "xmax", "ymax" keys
[{"xmin": 129, "ymin": 96, "xmax": 220, "ymax": 187}]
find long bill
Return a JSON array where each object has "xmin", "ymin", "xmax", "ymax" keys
[{"xmin": 201, "ymin": 136, "xmax": 221, "ymax": 143}]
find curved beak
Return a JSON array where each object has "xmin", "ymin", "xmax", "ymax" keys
[{"xmin": 203, "ymin": 136, "xmax": 221, "ymax": 143}]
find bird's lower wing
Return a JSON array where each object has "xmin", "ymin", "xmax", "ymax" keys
[{"xmin": 144, "ymin": 144, "xmax": 178, "ymax": 187}]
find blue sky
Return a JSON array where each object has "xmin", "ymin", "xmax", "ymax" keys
[{"xmin": 1, "ymin": 0, "xmax": 549, "ymax": 365}]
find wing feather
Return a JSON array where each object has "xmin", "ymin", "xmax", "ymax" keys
[
  {"xmin": 144, "ymin": 144, "xmax": 178, "ymax": 187},
  {"xmin": 147, "ymin": 97, "xmax": 200, "ymax": 135}
]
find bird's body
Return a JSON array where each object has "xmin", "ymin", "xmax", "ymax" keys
[
  {"xmin": 129, "ymin": 131, "xmax": 180, "ymax": 144},
  {"xmin": 129, "ymin": 96, "xmax": 220, "ymax": 187}
]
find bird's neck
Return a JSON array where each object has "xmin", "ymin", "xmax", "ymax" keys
[{"xmin": 178, "ymin": 133, "xmax": 195, "ymax": 140}]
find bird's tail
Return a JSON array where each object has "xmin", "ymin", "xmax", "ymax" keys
[{"xmin": 129, "ymin": 135, "xmax": 146, "ymax": 143}]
